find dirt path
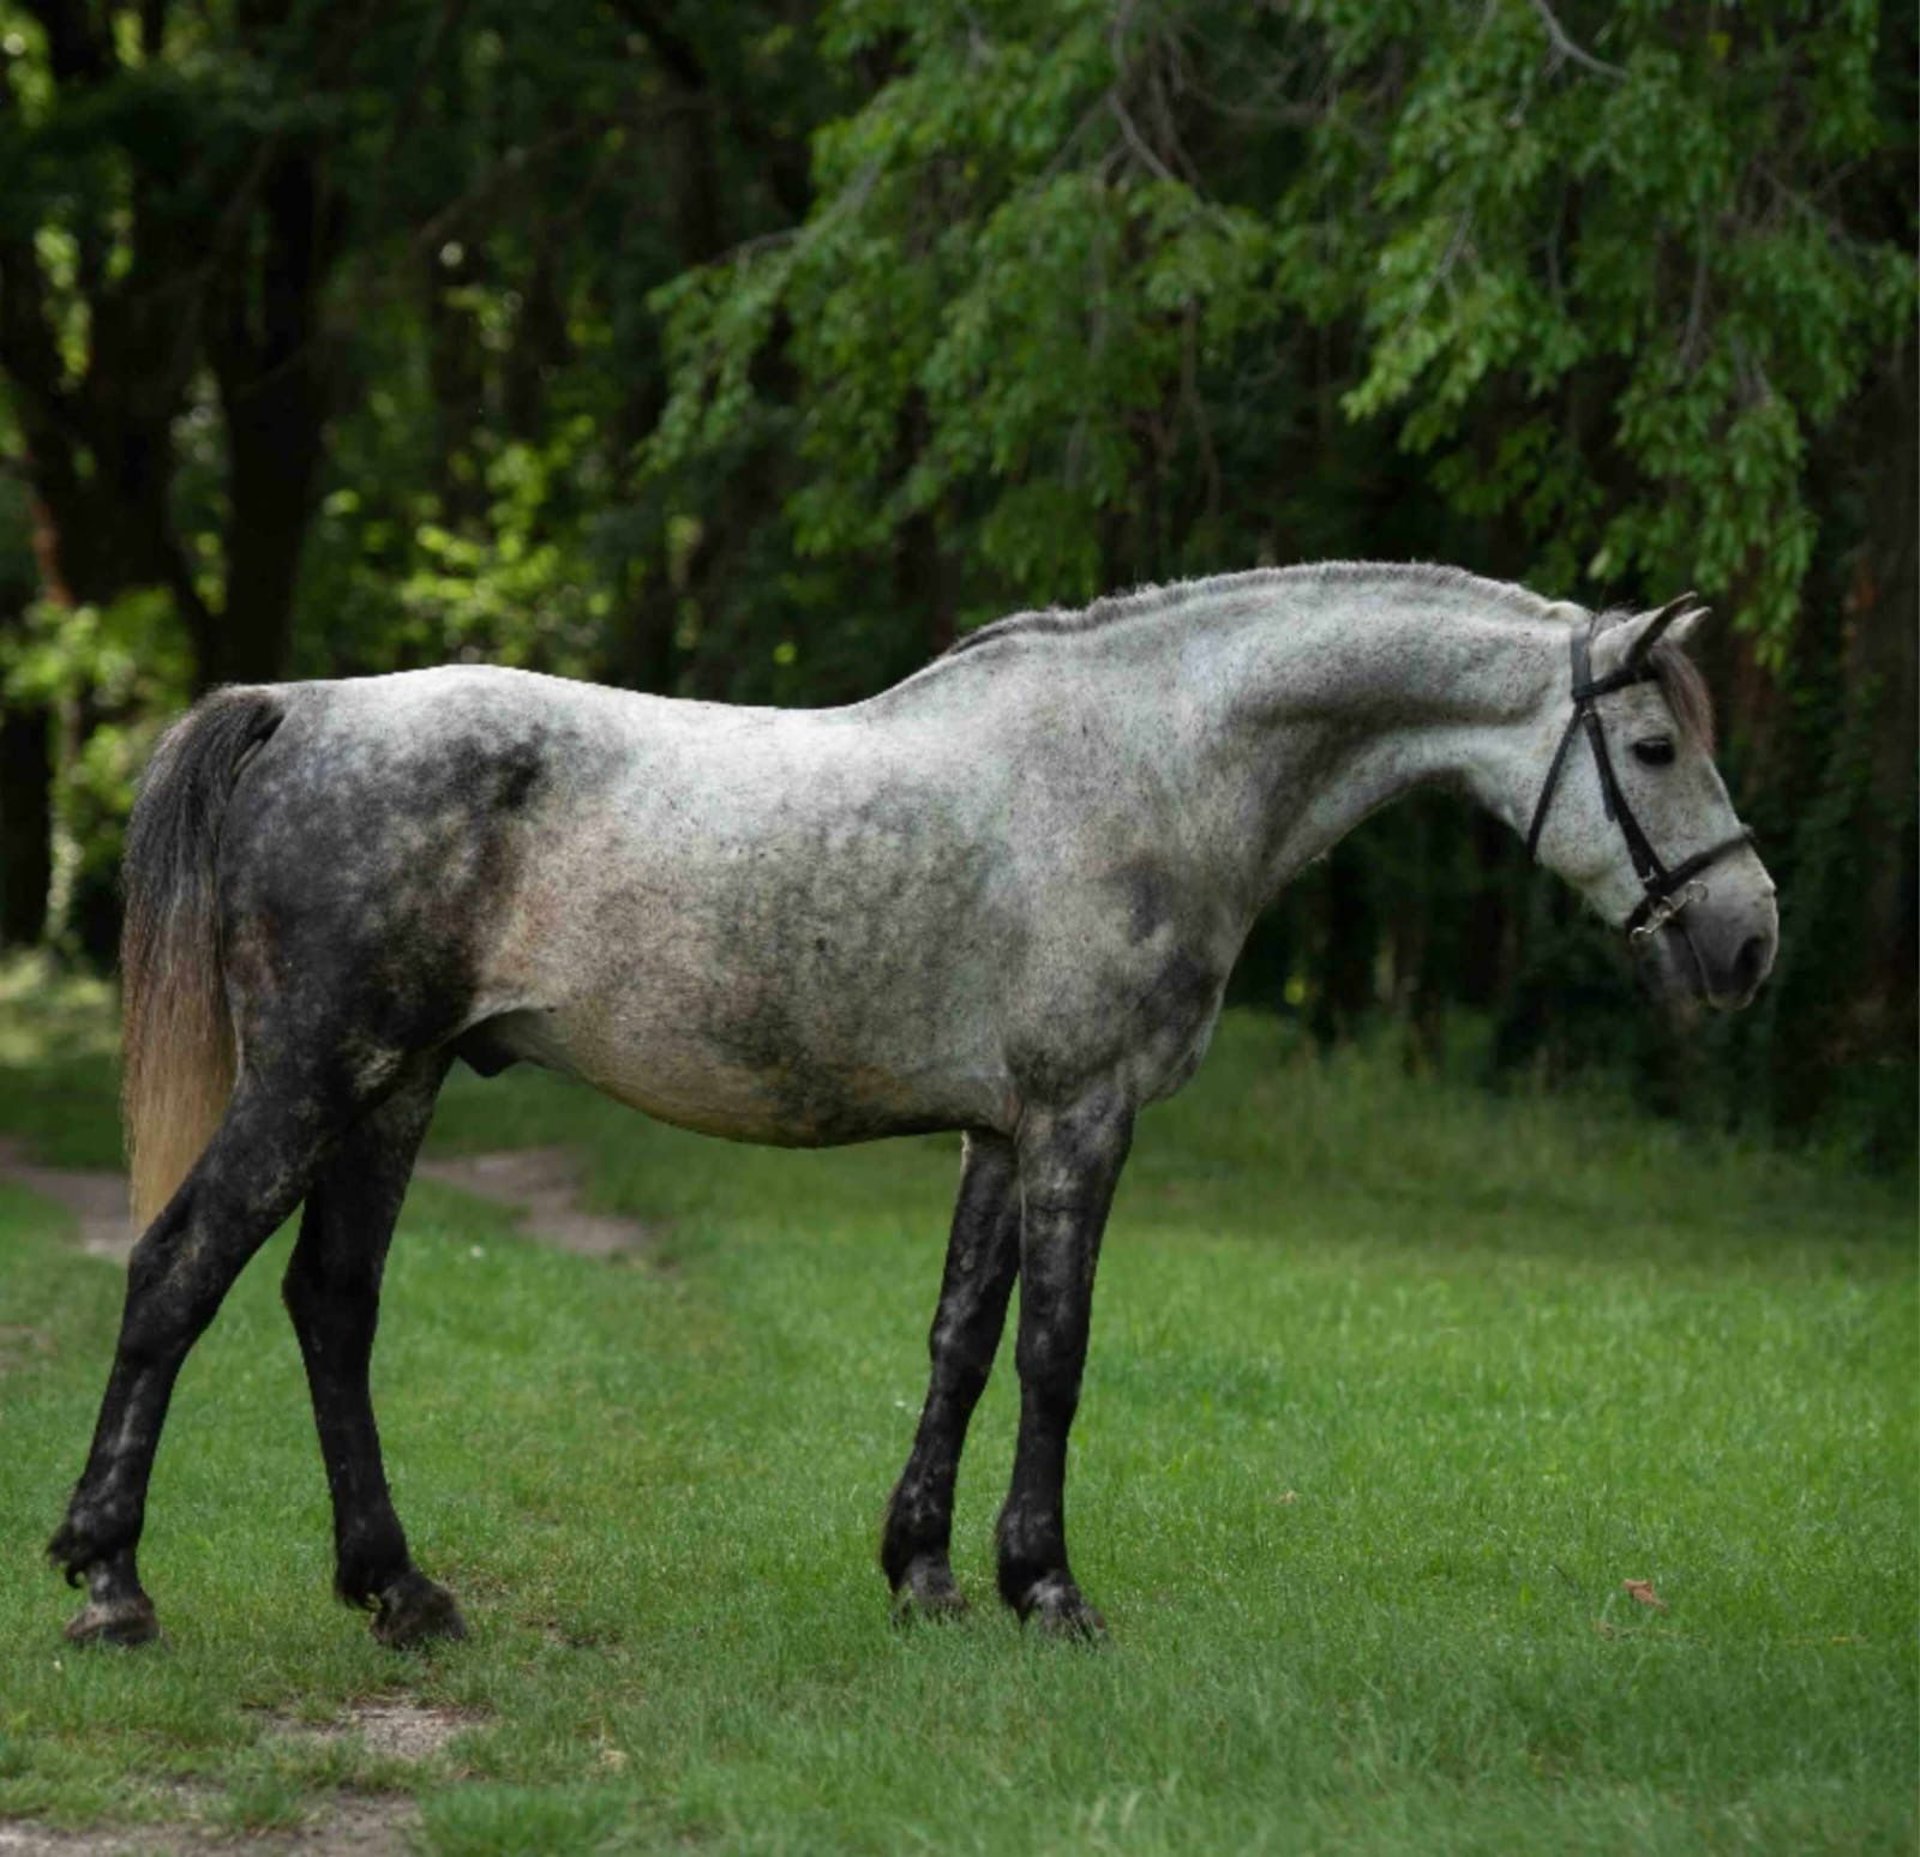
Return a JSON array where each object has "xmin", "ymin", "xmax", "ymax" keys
[
  {"xmin": 0, "ymin": 1701, "xmax": 481, "ymax": 1854},
  {"xmin": 415, "ymin": 1146, "xmax": 655, "ymax": 1257},
  {"xmin": 0, "ymin": 1140, "xmax": 654, "ymax": 1266},
  {"xmin": 0, "ymin": 1794, "xmax": 416, "ymax": 1857},
  {"xmin": 0, "ymin": 1139, "xmax": 134, "ymax": 1263},
  {"xmin": 0, "ymin": 1139, "xmax": 645, "ymax": 1853}
]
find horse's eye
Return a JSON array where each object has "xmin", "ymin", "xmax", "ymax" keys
[{"xmin": 1632, "ymin": 738, "xmax": 1676, "ymax": 768}]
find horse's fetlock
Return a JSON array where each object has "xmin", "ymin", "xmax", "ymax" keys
[
  {"xmin": 889, "ymin": 1554, "xmax": 968, "ymax": 1623},
  {"xmin": 996, "ymin": 1554, "xmax": 1048, "ymax": 1614},
  {"xmin": 995, "ymin": 1516, "xmax": 1067, "ymax": 1612},
  {"xmin": 880, "ymin": 1492, "xmax": 949, "ymax": 1587},
  {"xmin": 335, "ymin": 1524, "xmax": 410, "ymax": 1609},
  {"xmin": 49, "ymin": 1498, "xmax": 138, "ymax": 1582},
  {"xmin": 46, "ymin": 1519, "xmax": 90, "ymax": 1586},
  {"xmin": 1016, "ymin": 1570, "xmax": 1107, "ymax": 1641}
]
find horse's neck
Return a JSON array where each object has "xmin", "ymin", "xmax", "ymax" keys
[{"xmin": 1168, "ymin": 576, "xmax": 1562, "ymax": 912}]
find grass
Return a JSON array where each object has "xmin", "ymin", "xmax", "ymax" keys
[{"xmin": 0, "ymin": 958, "xmax": 1911, "ymax": 1853}]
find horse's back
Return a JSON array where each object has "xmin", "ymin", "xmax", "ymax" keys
[{"xmin": 217, "ymin": 666, "xmax": 1023, "ymax": 1140}]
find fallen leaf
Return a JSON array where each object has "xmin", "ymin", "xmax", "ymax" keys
[
  {"xmin": 1621, "ymin": 1578, "xmax": 1667, "ymax": 1611},
  {"xmin": 1276, "ymin": 1490, "xmax": 1299, "ymax": 1505}
]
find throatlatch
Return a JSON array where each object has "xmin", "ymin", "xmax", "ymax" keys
[{"xmin": 1525, "ymin": 607, "xmax": 1754, "ymax": 940}]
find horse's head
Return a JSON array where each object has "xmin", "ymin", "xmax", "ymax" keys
[{"xmin": 1525, "ymin": 596, "xmax": 1777, "ymax": 1019}]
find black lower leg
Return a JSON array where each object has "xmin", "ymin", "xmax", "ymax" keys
[
  {"xmin": 282, "ymin": 1054, "xmax": 464, "ymax": 1648},
  {"xmin": 51, "ymin": 1084, "xmax": 336, "ymax": 1645},
  {"xmin": 882, "ymin": 1131, "xmax": 1021, "ymax": 1616},
  {"xmin": 995, "ymin": 1088, "xmax": 1131, "ymax": 1637}
]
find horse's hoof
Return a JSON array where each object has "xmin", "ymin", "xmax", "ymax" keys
[
  {"xmin": 65, "ymin": 1594, "xmax": 161, "ymax": 1649},
  {"xmin": 1019, "ymin": 1576, "xmax": 1107, "ymax": 1643},
  {"xmin": 372, "ymin": 1572, "xmax": 467, "ymax": 1649},
  {"xmin": 890, "ymin": 1557, "xmax": 970, "ymax": 1627}
]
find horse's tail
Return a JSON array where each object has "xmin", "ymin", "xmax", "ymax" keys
[{"xmin": 121, "ymin": 687, "xmax": 286, "ymax": 1229}]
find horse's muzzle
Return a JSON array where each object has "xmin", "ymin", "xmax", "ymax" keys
[{"xmin": 1634, "ymin": 884, "xmax": 1778, "ymax": 1014}]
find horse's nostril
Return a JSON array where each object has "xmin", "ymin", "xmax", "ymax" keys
[{"xmin": 1731, "ymin": 933, "xmax": 1768, "ymax": 997}]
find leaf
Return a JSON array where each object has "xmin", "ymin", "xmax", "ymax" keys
[{"xmin": 1621, "ymin": 1578, "xmax": 1667, "ymax": 1611}]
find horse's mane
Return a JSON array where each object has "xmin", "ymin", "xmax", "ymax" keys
[
  {"xmin": 940, "ymin": 561, "xmax": 1714, "ymax": 744},
  {"xmin": 940, "ymin": 562, "xmax": 1551, "ymax": 660}
]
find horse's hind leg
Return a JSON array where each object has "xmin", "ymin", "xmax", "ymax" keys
[
  {"xmin": 881, "ymin": 1131, "xmax": 1021, "ymax": 1620},
  {"xmin": 282, "ymin": 1053, "xmax": 464, "ymax": 1649},
  {"xmin": 49, "ymin": 1071, "xmax": 353, "ymax": 1645}
]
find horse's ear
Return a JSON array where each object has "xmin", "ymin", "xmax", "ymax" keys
[
  {"xmin": 1624, "ymin": 592, "xmax": 1709, "ymax": 667},
  {"xmin": 1664, "ymin": 604, "xmax": 1711, "ymax": 653}
]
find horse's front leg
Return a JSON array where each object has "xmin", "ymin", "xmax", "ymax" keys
[
  {"xmin": 997, "ymin": 1087, "xmax": 1133, "ymax": 1637},
  {"xmin": 882, "ymin": 1130, "xmax": 1021, "ymax": 1620}
]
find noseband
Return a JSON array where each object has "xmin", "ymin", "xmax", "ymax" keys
[{"xmin": 1524, "ymin": 618, "xmax": 1754, "ymax": 941}]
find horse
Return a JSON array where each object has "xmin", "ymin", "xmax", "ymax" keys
[{"xmin": 47, "ymin": 562, "xmax": 1777, "ymax": 1648}]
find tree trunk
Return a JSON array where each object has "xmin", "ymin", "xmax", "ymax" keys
[
  {"xmin": 1310, "ymin": 843, "xmax": 1376, "ymax": 1050},
  {"xmin": 0, "ymin": 700, "xmax": 51, "ymax": 947},
  {"xmin": 207, "ymin": 150, "xmax": 335, "ymax": 691}
]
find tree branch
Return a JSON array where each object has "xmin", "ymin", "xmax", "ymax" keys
[
  {"xmin": 1526, "ymin": 0, "xmax": 1626, "ymax": 82},
  {"xmin": 1107, "ymin": 91, "xmax": 1178, "ymax": 185}
]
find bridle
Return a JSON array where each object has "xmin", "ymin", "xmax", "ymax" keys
[{"xmin": 1524, "ymin": 606, "xmax": 1754, "ymax": 943}]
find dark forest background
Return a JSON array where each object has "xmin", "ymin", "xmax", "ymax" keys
[{"xmin": 0, "ymin": 0, "xmax": 1910, "ymax": 1165}]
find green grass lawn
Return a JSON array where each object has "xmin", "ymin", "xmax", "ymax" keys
[{"xmin": 0, "ymin": 961, "xmax": 1912, "ymax": 1853}]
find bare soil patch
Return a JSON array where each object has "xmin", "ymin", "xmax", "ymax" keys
[
  {"xmin": 260, "ymin": 1701, "xmax": 479, "ymax": 1764},
  {"xmin": 0, "ymin": 1795, "xmax": 416, "ymax": 1856},
  {"xmin": 0, "ymin": 1824, "xmax": 150, "ymax": 1856},
  {"xmin": 417, "ymin": 1146, "xmax": 658, "ymax": 1258},
  {"xmin": 0, "ymin": 1137, "xmax": 656, "ymax": 1265},
  {"xmin": 0, "ymin": 1704, "xmax": 473, "ymax": 1855},
  {"xmin": 0, "ymin": 1139, "xmax": 133, "ymax": 1264},
  {"xmin": 279, "ymin": 1794, "xmax": 417, "ymax": 1855}
]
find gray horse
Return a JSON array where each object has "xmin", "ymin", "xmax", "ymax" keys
[{"xmin": 49, "ymin": 562, "xmax": 1776, "ymax": 1648}]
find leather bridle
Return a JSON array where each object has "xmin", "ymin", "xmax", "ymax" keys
[{"xmin": 1524, "ymin": 612, "xmax": 1754, "ymax": 942}]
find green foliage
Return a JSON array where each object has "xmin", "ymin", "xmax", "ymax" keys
[
  {"xmin": 657, "ymin": 0, "xmax": 1911, "ymax": 653},
  {"xmin": 0, "ymin": 590, "xmax": 189, "ymax": 950},
  {"xmin": 653, "ymin": 0, "xmax": 1293, "ymax": 608},
  {"xmin": 0, "ymin": 0, "xmax": 1909, "ymax": 1147}
]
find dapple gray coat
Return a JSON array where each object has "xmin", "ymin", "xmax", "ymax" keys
[{"xmin": 51, "ymin": 563, "xmax": 1776, "ymax": 1648}]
